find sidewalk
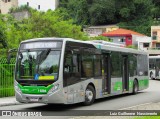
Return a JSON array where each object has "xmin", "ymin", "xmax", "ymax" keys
[{"xmin": 0, "ymin": 96, "xmax": 20, "ymax": 107}]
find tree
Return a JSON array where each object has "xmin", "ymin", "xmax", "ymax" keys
[
  {"xmin": 89, "ymin": 0, "xmax": 116, "ymax": 25},
  {"xmin": 4, "ymin": 9, "xmax": 88, "ymax": 48}
]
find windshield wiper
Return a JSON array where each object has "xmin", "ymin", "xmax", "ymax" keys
[
  {"xmin": 37, "ymin": 49, "xmax": 51, "ymax": 65},
  {"xmin": 36, "ymin": 49, "xmax": 51, "ymax": 75}
]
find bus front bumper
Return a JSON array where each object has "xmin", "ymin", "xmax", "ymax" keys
[{"xmin": 15, "ymin": 88, "xmax": 66, "ymax": 104}]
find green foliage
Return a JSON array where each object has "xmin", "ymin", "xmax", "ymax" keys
[
  {"xmin": 0, "ymin": 8, "xmax": 89, "ymax": 48},
  {"xmin": 89, "ymin": 0, "xmax": 116, "ymax": 25},
  {"xmin": 9, "ymin": 5, "xmax": 32, "ymax": 13},
  {"xmin": 134, "ymin": 116, "xmax": 160, "ymax": 119},
  {"xmin": 0, "ymin": 14, "xmax": 7, "ymax": 48},
  {"xmin": 126, "ymin": 45, "xmax": 138, "ymax": 49},
  {"xmin": 89, "ymin": 36, "xmax": 111, "ymax": 41},
  {"xmin": 0, "ymin": 58, "xmax": 15, "ymax": 97},
  {"xmin": 59, "ymin": 0, "xmax": 160, "ymax": 36}
]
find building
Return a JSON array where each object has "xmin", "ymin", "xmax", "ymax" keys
[
  {"xmin": 0, "ymin": 0, "xmax": 18, "ymax": 14},
  {"xmin": 136, "ymin": 36, "xmax": 151, "ymax": 51},
  {"xmin": 102, "ymin": 28, "xmax": 146, "ymax": 46},
  {"xmin": 83, "ymin": 25, "xmax": 119, "ymax": 37},
  {"xmin": 145, "ymin": 26, "xmax": 160, "ymax": 56},
  {"xmin": 18, "ymin": 0, "xmax": 59, "ymax": 12},
  {"xmin": 151, "ymin": 26, "xmax": 160, "ymax": 48},
  {"xmin": 0, "ymin": 0, "xmax": 59, "ymax": 14}
]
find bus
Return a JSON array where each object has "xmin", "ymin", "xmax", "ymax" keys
[
  {"xmin": 149, "ymin": 55, "xmax": 160, "ymax": 80},
  {"xmin": 13, "ymin": 38, "xmax": 149, "ymax": 105}
]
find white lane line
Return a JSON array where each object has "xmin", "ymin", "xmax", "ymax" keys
[{"xmin": 119, "ymin": 102, "xmax": 153, "ymax": 110}]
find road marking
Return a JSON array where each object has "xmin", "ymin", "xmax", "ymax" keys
[{"xmin": 119, "ymin": 102, "xmax": 153, "ymax": 110}]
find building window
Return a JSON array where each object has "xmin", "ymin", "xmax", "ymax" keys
[
  {"xmin": 153, "ymin": 31, "xmax": 157, "ymax": 35},
  {"xmin": 156, "ymin": 43, "xmax": 160, "ymax": 48},
  {"xmin": 143, "ymin": 43, "xmax": 149, "ymax": 48},
  {"xmin": 38, "ymin": 5, "xmax": 40, "ymax": 10},
  {"xmin": 27, "ymin": 2, "xmax": 29, "ymax": 6},
  {"xmin": 152, "ymin": 31, "xmax": 157, "ymax": 40},
  {"xmin": 128, "ymin": 37, "xmax": 131, "ymax": 40},
  {"xmin": 120, "ymin": 38, "xmax": 124, "ymax": 42}
]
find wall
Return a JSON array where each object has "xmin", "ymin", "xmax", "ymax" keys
[
  {"xmin": 18, "ymin": 0, "xmax": 59, "ymax": 11},
  {"xmin": 135, "ymin": 36, "xmax": 151, "ymax": 51},
  {"xmin": 0, "ymin": 0, "xmax": 18, "ymax": 14},
  {"xmin": 107, "ymin": 36, "xmax": 126, "ymax": 45}
]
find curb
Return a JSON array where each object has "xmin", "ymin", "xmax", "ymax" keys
[{"xmin": 0, "ymin": 101, "xmax": 22, "ymax": 107}]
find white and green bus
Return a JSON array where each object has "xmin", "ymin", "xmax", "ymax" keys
[
  {"xmin": 149, "ymin": 55, "xmax": 160, "ymax": 80},
  {"xmin": 14, "ymin": 38, "xmax": 149, "ymax": 105}
]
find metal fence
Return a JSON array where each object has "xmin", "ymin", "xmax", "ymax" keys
[{"xmin": 0, "ymin": 58, "xmax": 16, "ymax": 97}]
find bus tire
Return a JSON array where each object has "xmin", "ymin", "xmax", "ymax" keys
[
  {"xmin": 83, "ymin": 85, "xmax": 95, "ymax": 106},
  {"xmin": 133, "ymin": 80, "xmax": 138, "ymax": 94}
]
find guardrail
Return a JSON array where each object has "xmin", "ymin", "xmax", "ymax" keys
[{"xmin": 0, "ymin": 58, "xmax": 16, "ymax": 97}]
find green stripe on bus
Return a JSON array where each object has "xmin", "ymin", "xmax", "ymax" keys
[
  {"xmin": 113, "ymin": 79, "xmax": 149, "ymax": 91},
  {"xmin": 18, "ymin": 84, "xmax": 54, "ymax": 94},
  {"xmin": 113, "ymin": 82, "xmax": 122, "ymax": 91},
  {"xmin": 129, "ymin": 80, "xmax": 133, "ymax": 89},
  {"xmin": 138, "ymin": 79, "xmax": 149, "ymax": 87},
  {"xmin": 113, "ymin": 81, "xmax": 133, "ymax": 91}
]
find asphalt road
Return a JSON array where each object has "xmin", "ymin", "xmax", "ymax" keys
[{"xmin": 0, "ymin": 80, "xmax": 160, "ymax": 118}]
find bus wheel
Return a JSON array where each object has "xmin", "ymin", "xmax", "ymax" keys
[
  {"xmin": 83, "ymin": 85, "xmax": 95, "ymax": 106},
  {"xmin": 133, "ymin": 80, "xmax": 138, "ymax": 94}
]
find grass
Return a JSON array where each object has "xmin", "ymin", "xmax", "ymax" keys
[{"xmin": 134, "ymin": 116, "xmax": 160, "ymax": 119}]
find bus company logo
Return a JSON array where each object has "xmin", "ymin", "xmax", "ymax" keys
[{"xmin": 2, "ymin": 111, "xmax": 12, "ymax": 116}]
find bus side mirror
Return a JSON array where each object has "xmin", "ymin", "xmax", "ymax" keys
[
  {"xmin": 7, "ymin": 48, "xmax": 18, "ymax": 64},
  {"xmin": 7, "ymin": 53, "xmax": 12, "ymax": 64}
]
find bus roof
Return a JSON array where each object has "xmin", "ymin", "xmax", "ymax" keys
[
  {"xmin": 149, "ymin": 56, "xmax": 160, "ymax": 59},
  {"xmin": 20, "ymin": 37, "xmax": 147, "ymax": 55}
]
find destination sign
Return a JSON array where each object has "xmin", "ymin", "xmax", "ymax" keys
[{"xmin": 20, "ymin": 42, "xmax": 62, "ymax": 49}]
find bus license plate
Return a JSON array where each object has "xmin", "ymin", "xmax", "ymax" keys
[{"xmin": 29, "ymin": 97, "xmax": 39, "ymax": 102}]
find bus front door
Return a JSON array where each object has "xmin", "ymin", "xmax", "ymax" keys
[
  {"xmin": 102, "ymin": 54, "xmax": 111, "ymax": 95},
  {"xmin": 122, "ymin": 55, "xmax": 129, "ymax": 92}
]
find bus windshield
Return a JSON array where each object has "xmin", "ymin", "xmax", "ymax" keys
[
  {"xmin": 149, "ymin": 58, "xmax": 160, "ymax": 70},
  {"xmin": 149, "ymin": 58, "xmax": 156, "ymax": 70},
  {"xmin": 16, "ymin": 49, "xmax": 60, "ymax": 81}
]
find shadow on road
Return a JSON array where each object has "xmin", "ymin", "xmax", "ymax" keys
[
  {"xmin": 152, "ymin": 79, "xmax": 160, "ymax": 81},
  {"xmin": 25, "ymin": 92, "xmax": 144, "ymax": 111}
]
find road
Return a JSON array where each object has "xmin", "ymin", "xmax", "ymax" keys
[{"xmin": 0, "ymin": 80, "xmax": 160, "ymax": 118}]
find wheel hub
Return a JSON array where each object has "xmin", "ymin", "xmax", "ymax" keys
[{"xmin": 85, "ymin": 89, "xmax": 93, "ymax": 102}]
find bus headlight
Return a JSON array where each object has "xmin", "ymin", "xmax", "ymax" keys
[
  {"xmin": 49, "ymin": 84, "xmax": 59, "ymax": 93},
  {"xmin": 15, "ymin": 85, "xmax": 21, "ymax": 93}
]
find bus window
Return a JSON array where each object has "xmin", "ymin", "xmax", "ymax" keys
[
  {"xmin": 81, "ymin": 55, "xmax": 94, "ymax": 78},
  {"xmin": 94, "ymin": 55, "xmax": 102, "ymax": 77},
  {"xmin": 111, "ymin": 52, "xmax": 122, "ymax": 78},
  {"xmin": 137, "ymin": 54, "xmax": 148, "ymax": 76},
  {"xmin": 63, "ymin": 50, "xmax": 80, "ymax": 86},
  {"xmin": 64, "ymin": 51, "xmax": 72, "ymax": 73},
  {"xmin": 129, "ymin": 55, "xmax": 137, "ymax": 77}
]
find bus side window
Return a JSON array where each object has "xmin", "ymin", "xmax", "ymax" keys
[
  {"xmin": 64, "ymin": 51, "xmax": 72, "ymax": 73},
  {"xmin": 81, "ymin": 55, "xmax": 94, "ymax": 78},
  {"xmin": 64, "ymin": 50, "xmax": 80, "ymax": 86}
]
